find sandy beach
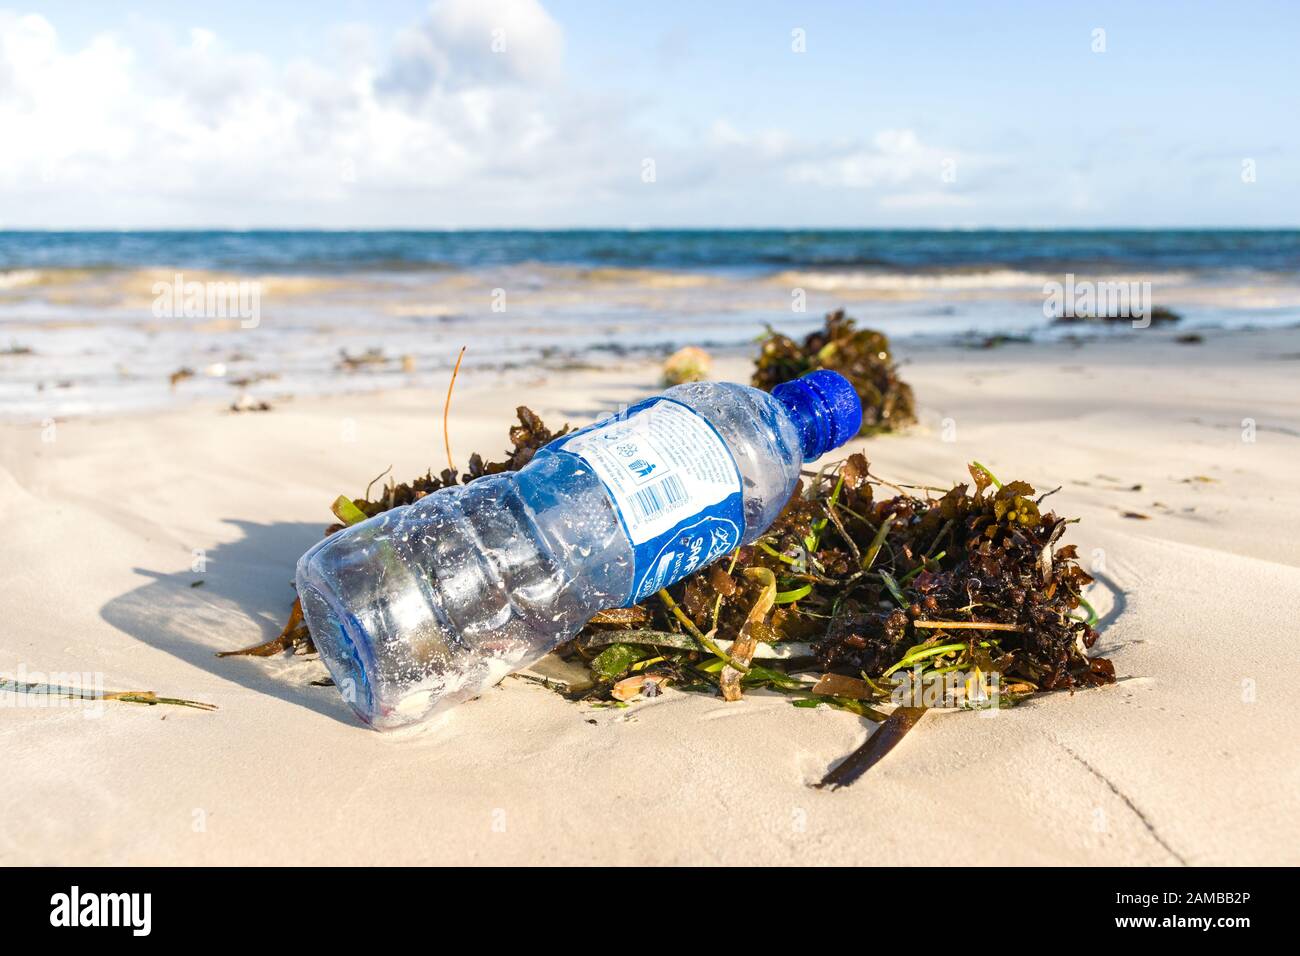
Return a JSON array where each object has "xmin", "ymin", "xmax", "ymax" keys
[{"xmin": 3, "ymin": 323, "xmax": 1297, "ymax": 866}]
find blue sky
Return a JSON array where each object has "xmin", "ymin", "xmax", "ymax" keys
[{"xmin": 3, "ymin": 1, "xmax": 1297, "ymax": 228}]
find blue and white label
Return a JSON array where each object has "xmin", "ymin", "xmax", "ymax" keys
[{"xmin": 556, "ymin": 397, "xmax": 745, "ymax": 605}]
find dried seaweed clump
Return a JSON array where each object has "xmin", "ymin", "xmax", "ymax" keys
[
  {"xmin": 1053, "ymin": 305, "xmax": 1181, "ymax": 325},
  {"xmin": 808, "ymin": 461, "xmax": 1113, "ymax": 692},
  {"xmin": 752, "ymin": 310, "xmax": 916, "ymax": 435},
  {"xmin": 661, "ymin": 346, "xmax": 712, "ymax": 386},
  {"xmin": 572, "ymin": 455, "xmax": 1112, "ymax": 716}
]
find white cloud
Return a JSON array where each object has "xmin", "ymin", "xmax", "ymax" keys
[
  {"xmin": 0, "ymin": 2, "xmax": 599, "ymax": 225},
  {"xmin": 382, "ymin": 0, "xmax": 563, "ymax": 96},
  {"xmin": 0, "ymin": 2, "xmax": 991, "ymax": 226},
  {"xmin": 789, "ymin": 129, "xmax": 954, "ymax": 191}
]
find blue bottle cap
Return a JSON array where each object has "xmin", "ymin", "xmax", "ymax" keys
[{"xmin": 771, "ymin": 369, "xmax": 863, "ymax": 461}]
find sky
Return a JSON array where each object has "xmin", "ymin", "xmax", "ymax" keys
[{"xmin": 1, "ymin": 0, "xmax": 1296, "ymax": 229}]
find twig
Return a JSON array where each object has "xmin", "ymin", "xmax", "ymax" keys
[
  {"xmin": 912, "ymin": 620, "xmax": 1023, "ymax": 632},
  {"xmin": 825, "ymin": 500, "xmax": 862, "ymax": 565},
  {"xmin": 443, "ymin": 345, "xmax": 467, "ymax": 474},
  {"xmin": 807, "ymin": 473, "xmax": 844, "ymax": 551}
]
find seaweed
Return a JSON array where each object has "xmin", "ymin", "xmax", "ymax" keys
[
  {"xmin": 661, "ymin": 346, "xmax": 712, "ymax": 385},
  {"xmin": 337, "ymin": 347, "xmax": 387, "ymax": 371},
  {"xmin": 1053, "ymin": 305, "xmax": 1181, "ymax": 325},
  {"xmin": 815, "ymin": 706, "xmax": 926, "ymax": 790},
  {"xmin": 567, "ymin": 455, "xmax": 1111, "ymax": 724},
  {"xmin": 751, "ymin": 310, "xmax": 916, "ymax": 435},
  {"xmin": 0, "ymin": 677, "xmax": 216, "ymax": 711}
]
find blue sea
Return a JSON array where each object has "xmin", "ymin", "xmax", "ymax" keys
[{"xmin": 2, "ymin": 230, "xmax": 1298, "ymax": 419}]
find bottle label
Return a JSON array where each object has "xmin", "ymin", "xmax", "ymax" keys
[{"xmin": 555, "ymin": 397, "xmax": 745, "ymax": 605}]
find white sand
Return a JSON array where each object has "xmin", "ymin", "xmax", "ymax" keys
[{"xmin": 2, "ymin": 327, "xmax": 1298, "ymax": 865}]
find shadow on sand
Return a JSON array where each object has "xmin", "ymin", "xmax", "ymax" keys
[{"xmin": 99, "ymin": 518, "xmax": 359, "ymax": 725}]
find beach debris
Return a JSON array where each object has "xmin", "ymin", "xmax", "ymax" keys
[
  {"xmin": 1053, "ymin": 305, "xmax": 1181, "ymax": 325},
  {"xmin": 443, "ymin": 346, "xmax": 467, "ymax": 473},
  {"xmin": 266, "ymin": 427, "xmax": 1112, "ymax": 783},
  {"xmin": 720, "ymin": 567, "xmax": 775, "ymax": 702},
  {"xmin": 661, "ymin": 346, "xmax": 712, "ymax": 385},
  {"xmin": 815, "ymin": 706, "xmax": 927, "ymax": 790},
  {"xmin": 611, "ymin": 673, "xmax": 671, "ymax": 701},
  {"xmin": 337, "ymin": 347, "xmax": 387, "ymax": 371},
  {"xmin": 0, "ymin": 677, "xmax": 216, "ymax": 711},
  {"xmin": 752, "ymin": 310, "xmax": 916, "ymax": 435},
  {"xmin": 971, "ymin": 333, "xmax": 1032, "ymax": 349},
  {"xmin": 227, "ymin": 371, "xmax": 279, "ymax": 388},
  {"xmin": 222, "ymin": 405, "xmax": 573, "ymax": 660},
  {"xmin": 229, "ymin": 393, "xmax": 272, "ymax": 413},
  {"xmin": 253, "ymin": 335, "xmax": 1112, "ymax": 785},
  {"xmin": 809, "ymin": 460, "xmax": 1112, "ymax": 694},
  {"xmin": 218, "ymin": 595, "xmax": 312, "ymax": 658}
]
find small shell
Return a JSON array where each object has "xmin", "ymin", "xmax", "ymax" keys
[{"xmin": 611, "ymin": 673, "xmax": 670, "ymax": 702}]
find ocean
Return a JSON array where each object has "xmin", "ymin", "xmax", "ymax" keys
[{"xmin": 3, "ymin": 229, "xmax": 1298, "ymax": 420}]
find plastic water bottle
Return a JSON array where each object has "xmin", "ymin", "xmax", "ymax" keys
[{"xmin": 296, "ymin": 370, "xmax": 862, "ymax": 729}]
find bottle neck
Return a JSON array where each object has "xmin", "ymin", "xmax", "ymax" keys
[{"xmin": 771, "ymin": 370, "xmax": 863, "ymax": 461}]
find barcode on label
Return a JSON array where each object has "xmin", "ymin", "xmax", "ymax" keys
[{"xmin": 630, "ymin": 473, "xmax": 688, "ymax": 522}]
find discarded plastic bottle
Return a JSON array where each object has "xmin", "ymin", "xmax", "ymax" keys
[{"xmin": 296, "ymin": 370, "xmax": 862, "ymax": 729}]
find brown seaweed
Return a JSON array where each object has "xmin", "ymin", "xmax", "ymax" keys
[
  {"xmin": 1053, "ymin": 305, "xmax": 1181, "ymax": 325},
  {"xmin": 751, "ymin": 310, "xmax": 916, "ymax": 435},
  {"xmin": 815, "ymin": 706, "xmax": 927, "ymax": 790}
]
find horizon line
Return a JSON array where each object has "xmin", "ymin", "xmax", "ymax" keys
[{"xmin": 2, "ymin": 225, "xmax": 1298, "ymax": 233}]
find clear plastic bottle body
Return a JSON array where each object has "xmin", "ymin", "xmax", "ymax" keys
[{"xmin": 296, "ymin": 376, "xmax": 854, "ymax": 730}]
